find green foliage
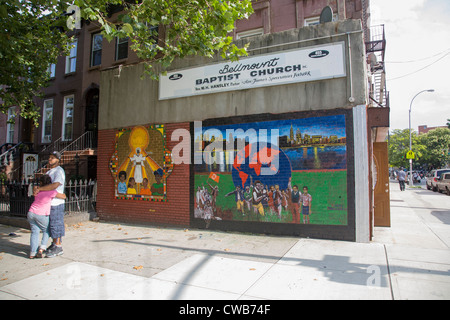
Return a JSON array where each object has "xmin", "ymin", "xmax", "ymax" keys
[
  {"xmin": 388, "ymin": 129, "xmax": 425, "ymax": 168},
  {"xmin": 0, "ymin": 0, "xmax": 71, "ymax": 126},
  {"xmin": 418, "ymin": 128, "xmax": 450, "ymax": 169},
  {"xmin": 75, "ymin": 0, "xmax": 253, "ymax": 78},
  {"xmin": 388, "ymin": 128, "xmax": 450, "ymax": 169},
  {"xmin": 1, "ymin": 0, "xmax": 253, "ymax": 124}
]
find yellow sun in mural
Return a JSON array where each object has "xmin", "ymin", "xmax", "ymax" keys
[
  {"xmin": 118, "ymin": 126, "xmax": 164, "ymax": 186},
  {"xmin": 110, "ymin": 124, "xmax": 173, "ymax": 201},
  {"xmin": 129, "ymin": 126, "xmax": 149, "ymax": 151}
]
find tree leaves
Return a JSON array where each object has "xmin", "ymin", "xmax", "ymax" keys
[
  {"xmin": 0, "ymin": 0, "xmax": 71, "ymax": 126},
  {"xmin": 418, "ymin": 128, "xmax": 450, "ymax": 169},
  {"xmin": 1, "ymin": 0, "xmax": 253, "ymax": 125},
  {"xmin": 103, "ymin": 0, "xmax": 253, "ymax": 78},
  {"xmin": 388, "ymin": 128, "xmax": 450, "ymax": 169}
]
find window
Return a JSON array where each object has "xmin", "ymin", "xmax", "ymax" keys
[
  {"xmin": 236, "ymin": 28, "xmax": 264, "ymax": 39},
  {"xmin": 42, "ymin": 99, "xmax": 53, "ymax": 143},
  {"xmin": 115, "ymin": 36, "xmax": 129, "ymax": 60},
  {"xmin": 91, "ymin": 33, "xmax": 103, "ymax": 67},
  {"xmin": 65, "ymin": 39, "xmax": 78, "ymax": 74},
  {"xmin": 62, "ymin": 95, "xmax": 74, "ymax": 141},
  {"xmin": 144, "ymin": 23, "xmax": 159, "ymax": 49},
  {"xmin": 304, "ymin": 14, "xmax": 338, "ymax": 26},
  {"xmin": 6, "ymin": 107, "xmax": 15, "ymax": 143},
  {"xmin": 47, "ymin": 63, "xmax": 56, "ymax": 78}
]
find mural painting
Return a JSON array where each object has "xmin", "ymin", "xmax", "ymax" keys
[
  {"xmin": 109, "ymin": 125, "xmax": 173, "ymax": 201},
  {"xmin": 194, "ymin": 115, "xmax": 348, "ymax": 225}
]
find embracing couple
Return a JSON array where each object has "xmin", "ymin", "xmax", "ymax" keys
[{"xmin": 27, "ymin": 151, "xmax": 66, "ymax": 259}]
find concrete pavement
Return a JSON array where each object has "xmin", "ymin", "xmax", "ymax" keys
[{"xmin": 0, "ymin": 180, "xmax": 449, "ymax": 300}]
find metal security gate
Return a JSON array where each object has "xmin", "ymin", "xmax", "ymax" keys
[{"xmin": 0, "ymin": 180, "xmax": 97, "ymax": 217}]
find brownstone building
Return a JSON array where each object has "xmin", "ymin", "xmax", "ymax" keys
[
  {"xmin": 418, "ymin": 125, "xmax": 448, "ymax": 135},
  {"xmin": 2, "ymin": 0, "xmax": 375, "ymax": 181}
]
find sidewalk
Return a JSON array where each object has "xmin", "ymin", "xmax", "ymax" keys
[{"xmin": 0, "ymin": 181, "xmax": 449, "ymax": 300}]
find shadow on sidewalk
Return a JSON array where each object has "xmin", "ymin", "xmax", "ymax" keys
[
  {"xmin": 91, "ymin": 236, "xmax": 449, "ymax": 299},
  {"xmin": 431, "ymin": 210, "xmax": 450, "ymax": 225}
]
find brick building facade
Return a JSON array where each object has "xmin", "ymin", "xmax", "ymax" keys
[
  {"xmin": 97, "ymin": 123, "xmax": 191, "ymax": 226},
  {"xmin": 2, "ymin": 1, "xmax": 389, "ymax": 242},
  {"xmin": 96, "ymin": 12, "xmax": 389, "ymax": 242}
]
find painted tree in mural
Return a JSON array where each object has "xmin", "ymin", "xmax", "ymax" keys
[{"xmin": 0, "ymin": 0, "xmax": 253, "ymax": 125}]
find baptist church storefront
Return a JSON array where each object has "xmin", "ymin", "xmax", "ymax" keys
[{"xmin": 96, "ymin": 20, "xmax": 374, "ymax": 242}]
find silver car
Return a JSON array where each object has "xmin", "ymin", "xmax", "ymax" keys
[
  {"xmin": 426, "ymin": 169, "xmax": 450, "ymax": 191},
  {"xmin": 436, "ymin": 173, "xmax": 450, "ymax": 195}
]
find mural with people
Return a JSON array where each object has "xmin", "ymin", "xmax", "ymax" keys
[
  {"xmin": 194, "ymin": 114, "xmax": 348, "ymax": 225},
  {"xmin": 110, "ymin": 125, "xmax": 173, "ymax": 201}
]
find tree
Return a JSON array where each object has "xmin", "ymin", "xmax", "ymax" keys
[
  {"xmin": 0, "ymin": 0, "xmax": 253, "ymax": 126},
  {"xmin": 0, "ymin": 0, "xmax": 71, "ymax": 126},
  {"xmin": 77, "ymin": 0, "xmax": 253, "ymax": 76},
  {"xmin": 447, "ymin": 118, "xmax": 450, "ymax": 129},
  {"xmin": 388, "ymin": 129, "xmax": 426, "ymax": 168},
  {"xmin": 418, "ymin": 127, "xmax": 450, "ymax": 169}
]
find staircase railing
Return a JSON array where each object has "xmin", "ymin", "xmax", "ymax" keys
[
  {"xmin": 0, "ymin": 142, "xmax": 32, "ymax": 166},
  {"xmin": 34, "ymin": 131, "xmax": 94, "ymax": 176},
  {"xmin": 59, "ymin": 131, "xmax": 93, "ymax": 156},
  {"xmin": 0, "ymin": 142, "xmax": 34, "ymax": 180}
]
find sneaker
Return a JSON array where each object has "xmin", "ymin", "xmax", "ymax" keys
[
  {"xmin": 46, "ymin": 246, "xmax": 63, "ymax": 258},
  {"xmin": 44, "ymin": 243, "xmax": 56, "ymax": 254}
]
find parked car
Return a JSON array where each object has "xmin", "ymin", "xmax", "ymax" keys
[
  {"xmin": 426, "ymin": 169, "xmax": 450, "ymax": 191},
  {"xmin": 436, "ymin": 173, "xmax": 450, "ymax": 195}
]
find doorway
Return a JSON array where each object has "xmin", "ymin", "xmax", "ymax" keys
[
  {"xmin": 373, "ymin": 142, "xmax": 391, "ymax": 227},
  {"xmin": 85, "ymin": 88, "xmax": 99, "ymax": 148}
]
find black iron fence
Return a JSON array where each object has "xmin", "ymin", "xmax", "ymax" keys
[{"xmin": 0, "ymin": 179, "xmax": 97, "ymax": 218}]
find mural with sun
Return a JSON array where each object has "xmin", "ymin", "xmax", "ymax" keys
[{"xmin": 109, "ymin": 124, "xmax": 173, "ymax": 201}]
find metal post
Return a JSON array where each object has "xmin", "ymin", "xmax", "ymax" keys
[
  {"xmin": 75, "ymin": 153, "xmax": 80, "ymax": 178},
  {"xmin": 409, "ymin": 89, "xmax": 435, "ymax": 187}
]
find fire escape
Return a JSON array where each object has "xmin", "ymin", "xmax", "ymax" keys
[{"xmin": 366, "ymin": 25, "xmax": 389, "ymax": 108}]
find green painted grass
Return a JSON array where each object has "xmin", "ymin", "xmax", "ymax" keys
[{"xmin": 194, "ymin": 170, "xmax": 348, "ymax": 225}]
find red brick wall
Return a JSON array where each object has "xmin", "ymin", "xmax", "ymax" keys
[
  {"xmin": 235, "ymin": 0, "xmax": 367, "ymax": 35},
  {"xmin": 96, "ymin": 122, "xmax": 191, "ymax": 226}
]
